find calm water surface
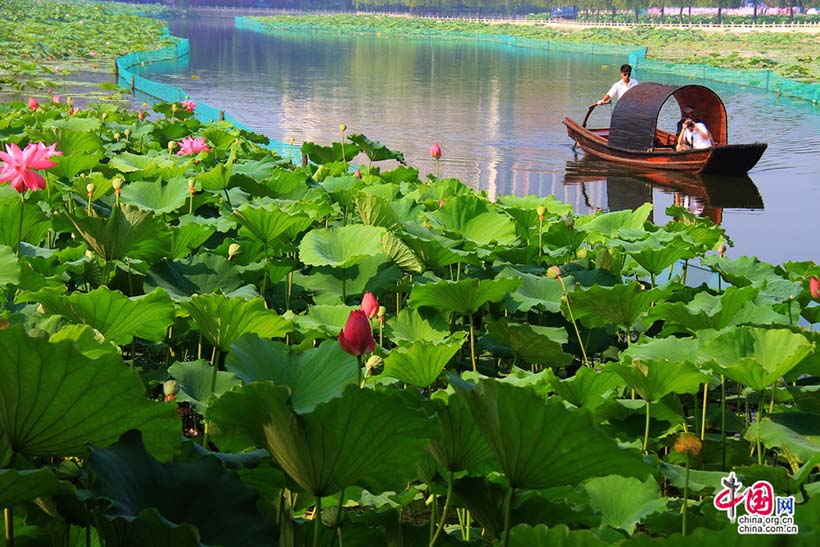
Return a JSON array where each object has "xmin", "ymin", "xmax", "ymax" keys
[{"xmin": 136, "ymin": 17, "xmax": 820, "ymax": 266}]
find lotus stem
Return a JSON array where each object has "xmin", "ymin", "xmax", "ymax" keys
[
  {"xmin": 720, "ymin": 375, "xmax": 727, "ymax": 471},
  {"xmin": 643, "ymin": 400, "xmax": 651, "ymax": 453},
  {"xmin": 202, "ymin": 348, "xmax": 220, "ymax": 449},
  {"xmin": 4, "ymin": 507, "xmax": 13, "ymax": 547},
  {"xmin": 682, "ymin": 460, "xmax": 690, "ymax": 536},
  {"xmin": 429, "ymin": 493, "xmax": 437, "ymax": 544},
  {"xmin": 537, "ymin": 221, "xmax": 543, "ymax": 257},
  {"xmin": 701, "ymin": 383, "xmax": 708, "ymax": 440},
  {"xmin": 558, "ymin": 277, "xmax": 590, "ymax": 367},
  {"xmin": 681, "ymin": 259, "xmax": 689, "ymax": 286},
  {"xmin": 434, "ymin": 158, "xmax": 440, "ymax": 178},
  {"xmin": 261, "ymin": 246, "xmax": 270, "ymax": 299},
  {"xmin": 334, "ymin": 488, "xmax": 345, "ymax": 547},
  {"xmin": 756, "ymin": 417, "xmax": 763, "ymax": 466},
  {"xmin": 468, "ymin": 314, "xmax": 477, "ymax": 372},
  {"xmin": 313, "ymin": 496, "xmax": 322, "ymax": 547},
  {"xmin": 430, "ymin": 472, "xmax": 454, "ymax": 547},
  {"xmin": 769, "ymin": 383, "xmax": 776, "ymax": 415},
  {"xmin": 502, "ymin": 487, "xmax": 514, "ymax": 547},
  {"xmin": 16, "ymin": 195, "xmax": 24, "ymax": 257},
  {"xmin": 286, "ymin": 270, "xmax": 294, "ymax": 311},
  {"xmin": 356, "ymin": 355, "xmax": 362, "ymax": 388}
]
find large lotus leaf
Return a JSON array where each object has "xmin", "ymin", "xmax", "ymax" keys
[
  {"xmin": 170, "ymin": 217, "xmax": 217, "ymax": 259},
  {"xmin": 226, "ymin": 336, "xmax": 358, "ymax": 413},
  {"xmin": 755, "ymin": 413, "xmax": 820, "ymax": 463},
  {"xmin": 0, "ymin": 326, "xmax": 179, "ymax": 459},
  {"xmin": 168, "ymin": 360, "xmax": 241, "ymax": 414},
  {"xmin": 67, "ymin": 205, "xmax": 171, "ymax": 263},
  {"xmin": 382, "ymin": 338, "xmax": 464, "ymax": 387},
  {"xmin": 453, "ymin": 379, "xmax": 648, "ymax": 489},
  {"xmin": 498, "ymin": 267, "xmax": 565, "ymax": 313},
  {"xmin": 210, "ymin": 383, "xmax": 439, "ymax": 496},
  {"xmin": 0, "ymin": 245, "xmax": 19, "ymax": 287},
  {"xmin": 408, "ymin": 277, "xmax": 522, "ymax": 316},
  {"xmin": 145, "ymin": 254, "xmax": 250, "ymax": 301},
  {"xmin": 497, "ymin": 194, "xmax": 574, "ymax": 217},
  {"xmin": 89, "ymin": 430, "xmax": 273, "ymax": 547},
  {"xmin": 585, "ymin": 475, "xmax": 667, "ymax": 534},
  {"xmin": 427, "ymin": 393, "xmax": 494, "ymax": 473},
  {"xmin": 659, "ymin": 462, "xmax": 732, "ymax": 495},
  {"xmin": 701, "ymin": 255, "xmax": 781, "ymax": 289},
  {"xmin": 541, "ymin": 218, "xmax": 588, "ymax": 254},
  {"xmin": 381, "ymin": 231, "xmax": 424, "ymax": 273},
  {"xmin": 507, "ymin": 524, "xmax": 609, "ymax": 547},
  {"xmin": 195, "ymin": 162, "xmax": 232, "ymax": 192},
  {"xmin": 0, "ymin": 468, "xmax": 74, "ymax": 508},
  {"xmin": 451, "ymin": 476, "xmax": 506, "ymax": 539},
  {"xmin": 430, "ymin": 196, "xmax": 517, "ymax": 246},
  {"xmin": 301, "ymin": 141, "xmax": 361, "ymax": 164},
  {"xmin": 619, "ymin": 233, "xmax": 693, "ymax": 276},
  {"xmin": 0, "ymin": 195, "xmax": 50, "ymax": 249},
  {"xmin": 109, "ymin": 151, "xmax": 187, "ymax": 179},
  {"xmin": 299, "ymin": 224, "xmax": 386, "ymax": 268},
  {"xmin": 181, "ymin": 294, "xmax": 291, "ymax": 351},
  {"xmin": 401, "ymin": 230, "xmax": 478, "ymax": 269},
  {"xmin": 649, "ymin": 286, "xmax": 785, "ymax": 332},
  {"xmin": 347, "ymin": 133, "xmax": 405, "ymax": 164},
  {"xmin": 356, "ymin": 193, "xmax": 399, "ymax": 229},
  {"xmin": 298, "ymin": 254, "xmax": 401, "ymax": 306},
  {"xmin": 31, "ymin": 286, "xmax": 174, "ymax": 345},
  {"xmin": 120, "ymin": 176, "xmax": 190, "ymax": 214},
  {"xmin": 697, "ymin": 327, "xmax": 814, "ymax": 392},
  {"xmin": 233, "ymin": 203, "xmax": 313, "ymax": 246},
  {"xmin": 568, "ymin": 281, "xmax": 661, "ymax": 329},
  {"xmin": 486, "ymin": 318, "xmax": 572, "ymax": 367},
  {"xmin": 384, "ymin": 308, "xmax": 451, "ymax": 343},
  {"xmin": 551, "ymin": 367, "xmax": 625, "ymax": 409},
  {"xmin": 576, "ymin": 203, "xmax": 653, "ymax": 242},
  {"xmin": 622, "ymin": 336, "xmax": 701, "ymax": 365},
  {"xmin": 609, "ymin": 358, "xmax": 708, "ymax": 403},
  {"xmin": 49, "ymin": 324, "xmax": 121, "ymax": 360},
  {"xmin": 50, "ymin": 129, "xmax": 102, "ymax": 179}
]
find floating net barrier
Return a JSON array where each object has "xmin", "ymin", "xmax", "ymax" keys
[
  {"xmin": 235, "ymin": 16, "xmax": 647, "ymax": 59},
  {"xmin": 629, "ymin": 55, "xmax": 819, "ymax": 104},
  {"xmin": 115, "ymin": 34, "xmax": 295, "ymax": 159}
]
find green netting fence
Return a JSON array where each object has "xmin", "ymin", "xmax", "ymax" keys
[
  {"xmin": 629, "ymin": 55, "xmax": 819, "ymax": 103},
  {"xmin": 116, "ymin": 36, "xmax": 293, "ymax": 158}
]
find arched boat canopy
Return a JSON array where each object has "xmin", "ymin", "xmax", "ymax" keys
[{"xmin": 608, "ymin": 83, "xmax": 728, "ymax": 151}]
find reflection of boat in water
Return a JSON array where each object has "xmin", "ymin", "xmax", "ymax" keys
[
  {"xmin": 564, "ymin": 83, "xmax": 767, "ymax": 174},
  {"xmin": 563, "ymin": 156, "xmax": 764, "ymax": 224}
]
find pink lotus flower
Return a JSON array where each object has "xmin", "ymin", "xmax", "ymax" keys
[
  {"xmin": 89, "ymin": 51, "xmax": 97, "ymax": 57},
  {"xmin": 138, "ymin": 110, "xmax": 146, "ymax": 121},
  {"xmin": 176, "ymin": 136, "xmax": 211, "ymax": 156},
  {"xmin": 52, "ymin": 96, "xmax": 61, "ymax": 104},
  {"xmin": 430, "ymin": 143, "xmax": 442, "ymax": 159},
  {"xmin": 27, "ymin": 97, "xmax": 39, "ymax": 110},
  {"xmin": 180, "ymin": 99, "xmax": 196, "ymax": 112},
  {"xmin": 360, "ymin": 292, "xmax": 379, "ymax": 319},
  {"xmin": 810, "ymin": 276, "xmax": 820, "ymax": 299},
  {"xmin": 70, "ymin": 107, "xmax": 79, "ymax": 116},
  {"xmin": 0, "ymin": 142, "xmax": 63, "ymax": 193},
  {"xmin": 338, "ymin": 310, "xmax": 375, "ymax": 357}
]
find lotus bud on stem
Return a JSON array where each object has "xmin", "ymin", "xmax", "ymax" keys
[
  {"xmin": 86, "ymin": 183, "xmax": 95, "ymax": 214},
  {"xmin": 187, "ymin": 178, "xmax": 196, "ymax": 214},
  {"xmin": 550, "ymin": 266, "xmax": 590, "ymax": 367},
  {"xmin": 430, "ymin": 143, "xmax": 441, "ymax": 178},
  {"xmin": 163, "ymin": 379, "xmax": 179, "ymax": 402},
  {"xmin": 339, "ymin": 123, "xmax": 347, "ymax": 165},
  {"xmin": 377, "ymin": 305, "xmax": 386, "ymax": 346},
  {"xmin": 228, "ymin": 243, "xmax": 241, "ymax": 260},
  {"xmin": 673, "ymin": 432, "xmax": 702, "ymax": 537}
]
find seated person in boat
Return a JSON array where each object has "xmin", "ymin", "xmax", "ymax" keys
[
  {"xmin": 676, "ymin": 117, "xmax": 713, "ymax": 151},
  {"xmin": 676, "ymin": 105, "xmax": 705, "ymax": 134},
  {"xmin": 592, "ymin": 64, "xmax": 638, "ymax": 107}
]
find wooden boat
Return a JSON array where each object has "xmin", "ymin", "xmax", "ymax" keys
[{"xmin": 564, "ymin": 83, "xmax": 768, "ymax": 174}]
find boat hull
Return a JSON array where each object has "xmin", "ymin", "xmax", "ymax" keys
[{"xmin": 564, "ymin": 117, "xmax": 767, "ymax": 175}]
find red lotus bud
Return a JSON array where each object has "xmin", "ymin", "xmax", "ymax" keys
[
  {"xmin": 360, "ymin": 292, "xmax": 379, "ymax": 318},
  {"xmin": 338, "ymin": 310, "xmax": 375, "ymax": 356},
  {"xmin": 810, "ymin": 276, "xmax": 820, "ymax": 300},
  {"xmin": 28, "ymin": 97, "xmax": 39, "ymax": 110},
  {"xmin": 430, "ymin": 143, "xmax": 441, "ymax": 159}
]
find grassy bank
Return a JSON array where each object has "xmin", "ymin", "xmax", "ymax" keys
[{"xmin": 246, "ymin": 14, "xmax": 820, "ymax": 83}]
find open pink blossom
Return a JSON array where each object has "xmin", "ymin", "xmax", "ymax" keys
[
  {"xmin": 0, "ymin": 142, "xmax": 62, "ymax": 193},
  {"xmin": 176, "ymin": 136, "xmax": 210, "ymax": 156},
  {"xmin": 27, "ymin": 97, "xmax": 39, "ymax": 110},
  {"xmin": 52, "ymin": 96, "xmax": 61, "ymax": 104},
  {"xmin": 180, "ymin": 99, "xmax": 196, "ymax": 112}
]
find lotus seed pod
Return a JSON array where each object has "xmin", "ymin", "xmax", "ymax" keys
[
  {"xmin": 111, "ymin": 176, "xmax": 124, "ymax": 190},
  {"xmin": 546, "ymin": 266, "xmax": 561, "ymax": 279},
  {"xmin": 113, "ymin": 132, "xmax": 121, "ymax": 141},
  {"xmin": 124, "ymin": 128, "xmax": 131, "ymax": 138},
  {"xmin": 673, "ymin": 432, "xmax": 702, "ymax": 456},
  {"xmin": 171, "ymin": 103, "xmax": 178, "ymax": 113},
  {"xmin": 365, "ymin": 355, "xmax": 383, "ymax": 374},
  {"xmin": 85, "ymin": 183, "xmax": 95, "ymax": 194},
  {"xmin": 101, "ymin": 113, "xmax": 107, "ymax": 121},
  {"xmin": 576, "ymin": 248, "xmax": 588, "ymax": 259},
  {"xmin": 228, "ymin": 243, "xmax": 241, "ymax": 259},
  {"xmin": 168, "ymin": 141, "xmax": 177, "ymax": 152},
  {"xmin": 163, "ymin": 379, "xmax": 179, "ymax": 396},
  {"xmin": 339, "ymin": 123, "xmax": 347, "ymax": 132},
  {"xmin": 536, "ymin": 205, "xmax": 546, "ymax": 217}
]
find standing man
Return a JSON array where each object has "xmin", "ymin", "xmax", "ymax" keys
[{"xmin": 592, "ymin": 64, "xmax": 638, "ymax": 107}]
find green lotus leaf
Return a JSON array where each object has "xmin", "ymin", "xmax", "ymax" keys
[
  {"xmin": 120, "ymin": 176, "xmax": 190, "ymax": 214},
  {"xmin": 384, "ymin": 308, "xmax": 451, "ymax": 344},
  {"xmin": 297, "ymin": 254, "xmax": 401, "ymax": 306},
  {"xmin": 356, "ymin": 193, "xmax": 399, "ymax": 229},
  {"xmin": 551, "ymin": 367, "xmax": 625, "ymax": 409},
  {"xmin": 233, "ymin": 203, "xmax": 313, "ymax": 247},
  {"xmin": 498, "ymin": 267, "xmax": 565, "ymax": 313},
  {"xmin": 659, "ymin": 462, "xmax": 729, "ymax": 495},
  {"xmin": 452, "ymin": 476, "xmax": 506, "ymax": 540},
  {"xmin": 0, "ymin": 195, "xmax": 50, "ymax": 249},
  {"xmin": 408, "ymin": 277, "xmax": 522, "ymax": 316},
  {"xmin": 291, "ymin": 304, "xmax": 357, "ymax": 340},
  {"xmin": 90, "ymin": 430, "xmax": 273, "ymax": 547},
  {"xmin": 109, "ymin": 151, "xmax": 186, "ymax": 179},
  {"xmin": 622, "ymin": 336, "xmax": 701, "ymax": 364},
  {"xmin": 486, "ymin": 318, "xmax": 572, "ymax": 367},
  {"xmin": 0, "ymin": 325, "xmax": 179, "ymax": 459},
  {"xmin": 145, "ymin": 254, "xmax": 251, "ymax": 301},
  {"xmin": 619, "ymin": 233, "xmax": 693, "ymax": 276},
  {"xmin": 181, "ymin": 294, "xmax": 291, "ymax": 351},
  {"xmin": 348, "ymin": 133, "xmax": 405, "ymax": 164},
  {"xmin": 701, "ymin": 255, "xmax": 781, "ymax": 288},
  {"xmin": 200, "ymin": 126, "xmax": 239, "ymax": 150},
  {"xmin": 577, "ymin": 203, "xmax": 652, "ymax": 241},
  {"xmin": 401, "ymin": 231, "xmax": 476, "ymax": 270},
  {"xmin": 299, "ymin": 224, "xmax": 386, "ymax": 268},
  {"xmin": 169, "ymin": 216, "xmax": 217, "ymax": 259},
  {"xmin": 210, "ymin": 383, "xmax": 439, "ymax": 496},
  {"xmin": 31, "ymin": 286, "xmax": 174, "ymax": 345},
  {"xmin": 649, "ymin": 286, "xmax": 785, "ymax": 332},
  {"xmin": 168, "ymin": 360, "xmax": 241, "ymax": 414},
  {"xmin": 568, "ymin": 281, "xmax": 661, "ymax": 329},
  {"xmin": 542, "ymin": 219, "xmax": 588, "ymax": 255},
  {"xmin": 301, "ymin": 141, "xmax": 361, "ymax": 164},
  {"xmin": 755, "ymin": 413, "xmax": 820, "ymax": 463},
  {"xmin": 507, "ymin": 524, "xmax": 610, "ymax": 547},
  {"xmin": 584, "ymin": 475, "xmax": 667, "ymax": 534},
  {"xmin": 67, "ymin": 205, "xmax": 172, "ymax": 263},
  {"xmin": 50, "ymin": 129, "xmax": 103, "ymax": 178},
  {"xmin": 609, "ymin": 358, "xmax": 708, "ymax": 403},
  {"xmin": 0, "ymin": 468, "xmax": 74, "ymax": 508},
  {"xmin": 382, "ymin": 338, "xmax": 464, "ymax": 387},
  {"xmin": 698, "ymin": 327, "xmax": 814, "ymax": 392},
  {"xmin": 381, "ymin": 231, "xmax": 424, "ymax": 273},
  {"xmin": 427, "ymin": 393, "xmax": 494, "ymax": 473},
  {"xmin": 194, "ymin": 161, "xmax": 234, "ymax": 192},
  {"xmin": 226, "ymin": 336, "xmax": 358, "ymax": 413},
  {"xmin": 0, "ymin": 245, "xmax": 19, "ymax": 287},
  {"xmin": 429, "ymin": 195, "xmax": 516, "ymax": 246},
  {"xmin": 49, "ymin": 324, "xmax": 121, "ymax": 360},
  {"xmin": 453, "ymin": 379, "xmax": 648, "ymax": 489}
]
